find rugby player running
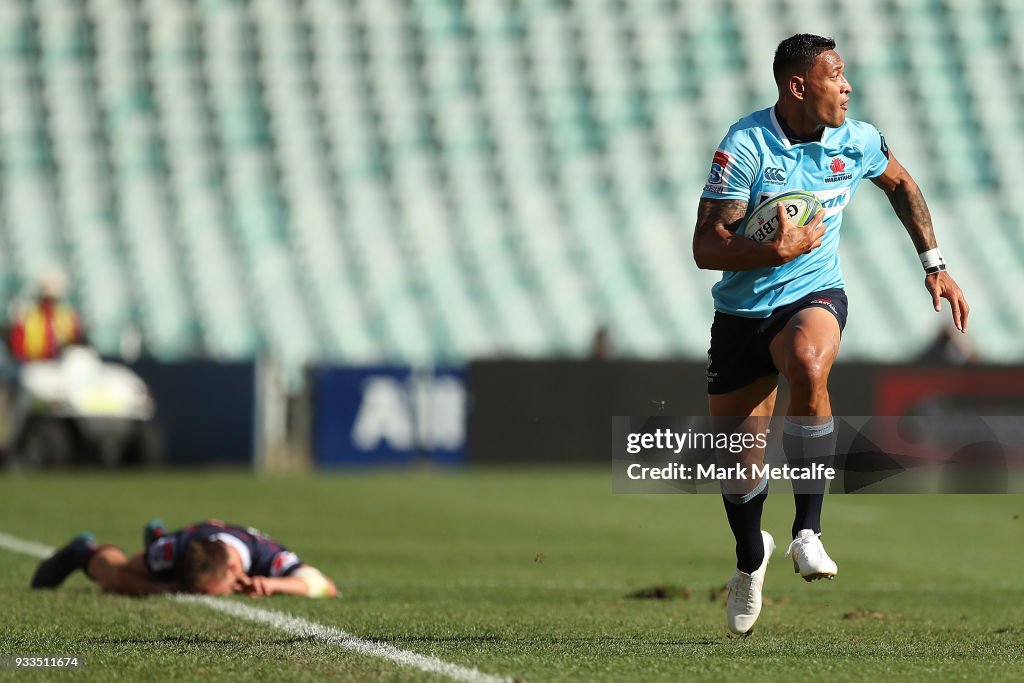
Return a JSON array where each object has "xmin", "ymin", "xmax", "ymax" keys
[{"xmin": 692, "ymin": 34, "xmax": 969, "ymax": 636}]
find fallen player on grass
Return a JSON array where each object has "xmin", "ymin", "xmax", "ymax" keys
[{"xmin": 30, "ymin": 519, "xmax": 337, "ymax": 598}]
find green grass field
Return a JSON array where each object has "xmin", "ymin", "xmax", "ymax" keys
[{"xmin": 1, "ymin": 469, "xmax": 1022, "ymax": 681}]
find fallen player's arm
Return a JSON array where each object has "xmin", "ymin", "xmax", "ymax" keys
[
  {"xmin": 692, "ymin": 198, "xmax": 825, "ymax": 271},
  {"xmin": 870, "ymin": 152, "xmax": 970, "ymax": 331},
  {"xmin": 100, "ymin": 553, "xmax": 177, "ymax": 596},
  {"xmin": 237, "ymin": 566, "xmax": 338, "ymax": 599}
]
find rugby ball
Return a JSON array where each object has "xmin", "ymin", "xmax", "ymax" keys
[{"xmin": 741, "ymin": 190, "xmax": 822, "ymax": 243}]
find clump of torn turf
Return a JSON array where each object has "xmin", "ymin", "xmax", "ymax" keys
[
  {"xmin": 627, "ymin": 585, "xmax": 693, "ymax": 600},
  {"xmin": 843, "ymin": 608, "xmax": 890, "ymax": 621}
]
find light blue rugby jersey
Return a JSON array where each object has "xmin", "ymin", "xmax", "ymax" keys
[{"xmin": 701, "ymin": 106, "xmax": 890, "ymax": 317}]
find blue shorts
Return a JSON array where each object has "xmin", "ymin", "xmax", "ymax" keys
[{"xmin": 706, "ymin": 288, "xmax": 848, "ymax": 395}]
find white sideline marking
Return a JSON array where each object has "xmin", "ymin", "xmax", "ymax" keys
[
  {"xmin": 0, "ymin": 532, "xmax": 55, "ymax": 558},
  {"xmin": 172, "ymin": 595, "xmax": 512, "ymax": 683},
  {"xmin": 0, "ymin": 531, "xmax": 514, "ymax": 683}
]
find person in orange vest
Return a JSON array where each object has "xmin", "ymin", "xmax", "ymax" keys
[{"xmin": 9, "ymin": 268, "xmax": 84, "ymax": 362}]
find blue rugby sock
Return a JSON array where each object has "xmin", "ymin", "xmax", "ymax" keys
[
  {"xmin": 783, "ymin": 418, "xmax": 835, "ymax": 538},
  {"xmin": 722, "ymin": 476, "xmax": 768, "ymax": 574}
]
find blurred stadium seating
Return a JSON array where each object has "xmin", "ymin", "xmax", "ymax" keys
[{"xmin": 1, "ymin": 0, "xmax": 1021, "ymax": 367}]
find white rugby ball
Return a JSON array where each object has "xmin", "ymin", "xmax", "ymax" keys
[{"xmin": 741, "ymin": 190, "xmax": 822, "ymax": 243}]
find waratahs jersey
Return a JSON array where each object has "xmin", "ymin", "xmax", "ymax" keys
[
  {"xmin": 701, "ymin": 106, "xmax": 890, "ymax": 317},
  {"xmin": 144, "ymin": 520, "xmax": 303, "ymax": 580}
]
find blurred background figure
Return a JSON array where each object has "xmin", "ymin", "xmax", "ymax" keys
[
  {"xmin": 589, "ymin": 325, "xmax": 615, "ymax": 360},
  {"xmin": 917, "ymin": 324, "xmax": 979, "ymax": 365},
  {"xmin": 8, "ymin": 266, "xmax": 84, "ymax": 362}
]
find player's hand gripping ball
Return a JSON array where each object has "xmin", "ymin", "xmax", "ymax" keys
[{"xmin": 741, "ymin": 190, "xmax": 823, "ymax": 243}]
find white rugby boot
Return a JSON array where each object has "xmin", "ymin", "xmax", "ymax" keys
[
  {"xmin": 726, "ymin": 530, "xmax": 776, "ymax": 636},
  {"xmin": 786, "ymin": 529, "xmax": 838, "ymax": 581}
]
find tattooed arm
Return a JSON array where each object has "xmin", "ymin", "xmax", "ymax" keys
[
  {"xmin": 692, "ymin": 198, "xmax": 826, "ymax": 271},
  {"xmin": 871, "ymin": 153, "xmax": 970, "ymax": 331},
  {"xmin": 870, "ymin": 153, "xmax": 938, "ymax": 252}
]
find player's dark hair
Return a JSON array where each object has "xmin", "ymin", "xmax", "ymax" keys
[
  {"xmin": 773, "ymin": 34, "xmax": 837, "ymax": 86},
  {"xmin": 176, "ymin": 539, "xmax": 229, "ymax": 593}
]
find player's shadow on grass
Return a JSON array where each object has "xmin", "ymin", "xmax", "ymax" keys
[
  {"xmin": 85, "ymin": 636, "xmax": 310, "ymax": 647},
  {"xmin": 371, "ymin": 635, "xmax": 720, "ymax": 647}
]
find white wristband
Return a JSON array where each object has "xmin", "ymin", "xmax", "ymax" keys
[{"xmin": 919, "ymin": 248, "xmax": 946, "ymax": 274}]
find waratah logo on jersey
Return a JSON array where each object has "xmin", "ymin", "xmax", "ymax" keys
[{"xmin": 825, "ymin": 156, "xmax": 853, "ymax": 183}]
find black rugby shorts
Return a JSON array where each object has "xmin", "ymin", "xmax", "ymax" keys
[{"xmin": 706, "ymin": 288, "xmax": 848, "ymax": 395}]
